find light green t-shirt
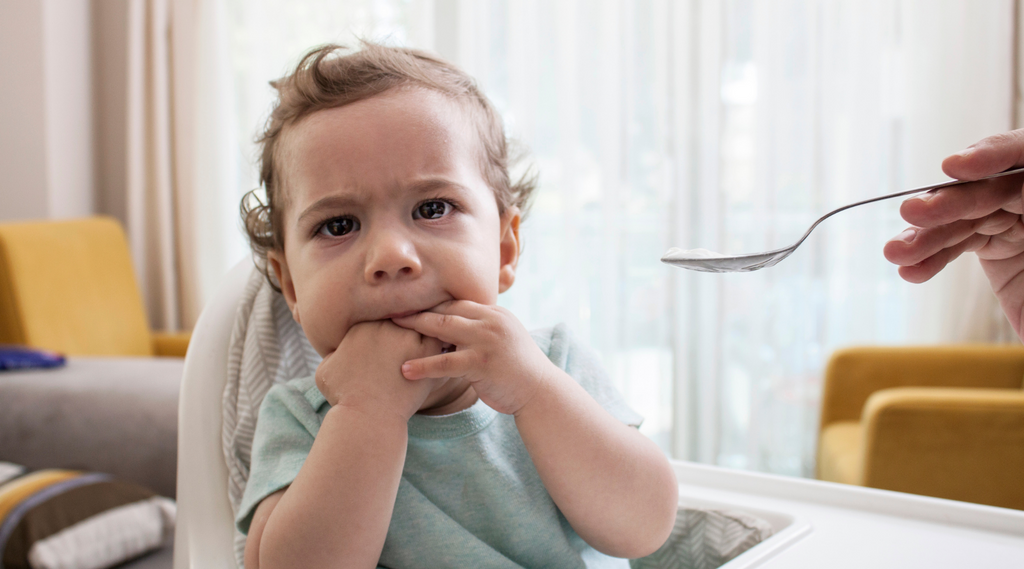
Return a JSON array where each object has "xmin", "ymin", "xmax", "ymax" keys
[{"xmin": 237, "ymin": 323, "xmax": 643, "ymax": 569}]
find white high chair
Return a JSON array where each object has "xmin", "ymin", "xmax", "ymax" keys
[
  {"xmin": 173, "ymin": 260, "xmax": 253, "ymax": 569},
  {"xmin": 174, "ymin": 260, "xmax": 1024, "ymax": 569}
]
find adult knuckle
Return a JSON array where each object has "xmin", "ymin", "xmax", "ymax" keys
[
  {"xmin": 986, "ymin": 131, "xmax": 1017, "ymax": 148},
  {"xmin": 1004, "ymin": 220, "xmax": 1024, "ymax": 242}
]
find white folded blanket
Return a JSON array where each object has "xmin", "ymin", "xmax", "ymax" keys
[{"xmin": 221, "ymin": 270, "xmax": 321, "ymax": 567}]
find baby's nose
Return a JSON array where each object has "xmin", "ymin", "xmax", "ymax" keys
[{"xmin": 364, "ymin": 231, "xmax": 422, "ymax": 282}]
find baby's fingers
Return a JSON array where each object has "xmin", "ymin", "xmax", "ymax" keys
[
  {"xmin": 402, "ymin": 350, "xmax": 472, "ymax": 380},
  {"xmin": 392, "ymin": 311, "xmax": 475, "ymax": 345}
]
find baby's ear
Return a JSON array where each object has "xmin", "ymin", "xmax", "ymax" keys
[
  {"xmin": 267, "ymin": 250, "xmax": 301, "ymax": 323},
  {"xmin": 498, "ymin": 207, "xmax": 521, "ymax": 293}
]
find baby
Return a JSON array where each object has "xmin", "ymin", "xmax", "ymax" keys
[{"xmin": 236, "ymin": 42, "xmax": 678, "ymax": 569}]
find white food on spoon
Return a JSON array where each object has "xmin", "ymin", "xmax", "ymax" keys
[{"xmin": 662, "ymin": 247, "xmax": 726, "ymax": 260}]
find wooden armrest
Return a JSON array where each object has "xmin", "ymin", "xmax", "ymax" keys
[
  {"xmin": 152, "ymin": 331, "xmax": 191, "ymax": 357},
  {"xmin": 860, "ymin": 387, "xmax": 1024, "ymax": 509},
  {"xmin": 819, "ymin": 345, "xmax": 1024, "ymax": 428}
]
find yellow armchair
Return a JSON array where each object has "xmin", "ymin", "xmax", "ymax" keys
[
  {"xmin": 0, "ymin": 216, "xmax": 190, "ymax": 357},
  {"xmin": 817, "ymin": 345, "xmax": 1024, "ymax": 510}
]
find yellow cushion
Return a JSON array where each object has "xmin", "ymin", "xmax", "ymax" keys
[
  {"xmin": 152, "ymin": 331, "xmax": 191, "ymax": 357},
  {"xmin": 861, "ymin": 387, "xmax": 1024, "ymax": 509},
  {"xmin": 0, "ymin": 217, "xmax": 154, "ymax": 356},
  {"xmin": 821, "ymin": 346, "xmax": 1024, "ymax": 428},
  {"xmin": 817, "ymin": 421, "xmax": 862, "ymax": 485}
]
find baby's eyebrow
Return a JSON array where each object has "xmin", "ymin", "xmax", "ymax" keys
[
  {"xmin": 296, "ymin": 195, "xmax": 360, "ymax": 227},
  {"xmin": 295, "ymin": 178, "xmax": 470, "ymax": 226},
  {"xmin": 406, "ymin": 177, "xmax": 471, "ymax": 196}
]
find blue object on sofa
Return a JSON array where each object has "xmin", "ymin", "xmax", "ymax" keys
[{"xmin": 0, "ymin": 346, "xmax": 65, "ymax": 371}]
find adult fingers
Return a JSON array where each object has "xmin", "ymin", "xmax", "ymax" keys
[
  {"xmin": 391, "ymin": 311, "xmax": 475, "ymax": 345},
  {"xmin": 401, "ymin": 350, "xmax": 472, "ymax": 380},
  {"xmin": 895, "ymin": 232, "xmax": 991, "ymax": 284},
  {"xmin": 899, "ymin": 174, "xmax": 1023, "ymax": 228},
  {"xmin": 883, "ymin": 210, "xmax": 1014, "ymax": 266},
  {"xmin": 941, "ymin": 129, "xmax": 1024, "ymax": 181},
  {"xmin": 975, "ymin": 209, "xmax": 1023, "ymax": 235},
  {"xmin": 979, "ymin": 249, "xmax": 1024, "ymax": 304},
  {"xmin": 976, "ymin": 217, "xmax": 1024, "ymax": 261}
]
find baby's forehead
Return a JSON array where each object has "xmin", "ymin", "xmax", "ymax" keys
[
  {"xmin": 278, "ymin": 88, "xmax": 490, "ymax": 191},
  {"xmin": 289, "ymin": 88, "xmax": 480, "ymax": 149},
  {"xmin": 274, "ymin": 89, "xmax": 498, "ymax": 219}
]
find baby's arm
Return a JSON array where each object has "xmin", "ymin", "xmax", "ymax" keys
[
  {"xmin": 250, "ymin": 404, "xmax": 409, "ymax": 569},
  {"xmin": 249, "ymin": 321, "xmax": 445, "ymax": 569},
  {"xmin": 513, "ymin": 369, "xmax": 678, "ymax": 558},
  {"xmin": 396, "ymin": 304, "xmax": 678, "ymax": 559},
  {"xmin": 244, "ymin": 488, "xmax": 283, "ymax": 569}
]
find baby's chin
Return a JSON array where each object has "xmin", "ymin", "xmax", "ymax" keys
[{"xmin": 418, "ymin": 379, "xmax": 476, "ymax": 416}]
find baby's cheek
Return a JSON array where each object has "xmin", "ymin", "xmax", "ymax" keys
[{"xmin": 303, "ymin": 316, "xmax": 347, "ymax": 357}]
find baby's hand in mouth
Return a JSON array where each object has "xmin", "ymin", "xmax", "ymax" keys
[{"xmin": 390, "ymin": 300, "xmax": 553, "ymax": 416}]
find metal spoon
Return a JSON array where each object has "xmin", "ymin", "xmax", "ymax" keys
[{"xmin": 661, "ymin": 167, "xmax": 1024, "ymax": 273}]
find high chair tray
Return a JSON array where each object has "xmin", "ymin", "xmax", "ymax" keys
[{"xmin": 671, "ymin": 461, "xmax": 1024, "ymax": 568}]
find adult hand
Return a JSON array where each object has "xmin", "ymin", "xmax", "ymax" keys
[{"xmin": 883, "ymin": 129, "xmax": 1024, "ymax": 339}]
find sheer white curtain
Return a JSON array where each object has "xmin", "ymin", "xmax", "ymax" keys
[
  {"xmin": 119, "ymin": 0, "xmax": 242, "ymax": 330},
  {"xmin": 209, "ymin": 0, "xmax": 1015, "ymax": 476},
  {"xmin": 673, "ymin": 0, "xmax": 1014, "ymax": 473}
]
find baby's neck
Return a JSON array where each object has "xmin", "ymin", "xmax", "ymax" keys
[{"xmin": 417, "ymin": 383, "xmax": 478, "ymax": 416}]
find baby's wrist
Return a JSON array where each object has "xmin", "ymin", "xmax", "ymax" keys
[
  {"xmin": 328, "ymin": 392, "xmax": 417, "ymax": 424},
  {"xmin": 510, "ymin": 358, "xmax": 567, "ymax": 418}
]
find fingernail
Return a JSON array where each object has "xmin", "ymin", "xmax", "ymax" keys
[
  {"xmin": 402, "ymin": 363, "xmax": 412, "ymax": 374},
  {"xmin": 896, "ymin": 228, "xmax": 917, "ymax": 243},
  {"xmin": 903, "ymin": 192, "xmax": 933, "ymax": 205},
  {"xmin": 955, "ymin": 147, "xmax": 975, "ymax": 158}
]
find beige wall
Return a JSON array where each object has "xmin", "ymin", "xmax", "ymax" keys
[
  {"xmin": 92, "ymin": 0, "xmax": 129, "ymax": 228},
  {"xmin": 0, "ymin": 0, "xmax": 117, "ymax": 223},
  {"xmin": 44, "ymin": 0, "xmax": 95, "ymax": 219},
  {"xmin": 0, "ymin": 1, "xmax": 50, "ymax": 221}
]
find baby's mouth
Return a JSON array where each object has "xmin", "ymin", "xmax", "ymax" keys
[{"xmin": 441, "ymin": 343, "xmax": 456, "ymax": 354}]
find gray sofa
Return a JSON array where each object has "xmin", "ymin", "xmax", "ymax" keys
[{"xmin": 0, "ymin": 357, "xmax": 184, "ymax": 568}]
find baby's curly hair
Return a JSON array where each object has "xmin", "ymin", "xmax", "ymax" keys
[{"xmin": 241, "ymin": 41, "xmax": 537, "ymax": 290}]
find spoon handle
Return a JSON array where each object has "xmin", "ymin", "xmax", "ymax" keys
[{"xmin": 793, "ymin": 166, "xmax": 1024, "ymax": 249}]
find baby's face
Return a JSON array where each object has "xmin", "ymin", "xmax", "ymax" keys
[{"xmin": 268, "ymin": 88, "xmax": 519, "ymax": 357}]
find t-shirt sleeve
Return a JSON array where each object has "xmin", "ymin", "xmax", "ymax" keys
[
  {"xmin": 235, "ymin": 379, "xmax": 322, "ymax": 534},
  {"xmin": 535, "ymin": 323, "xmax": 645, "ymax": 428}
]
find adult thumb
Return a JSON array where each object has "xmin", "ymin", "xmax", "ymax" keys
[{"xmin": 942, "ymin": 129, "xmax": 1024, "ymax": 181}]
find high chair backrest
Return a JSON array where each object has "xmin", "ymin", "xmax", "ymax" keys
[{"xmin": 173, "ymin": 260, "xmax": 255, "ymax": 569}]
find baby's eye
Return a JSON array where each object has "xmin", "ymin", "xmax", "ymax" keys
[
  {"xmin": 318, "ymin": 217, "xmax": 359, "ymax": 237},
  {"xmin": 414, "ymin": 200, "xmax": 452, "ymax": 220}
]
